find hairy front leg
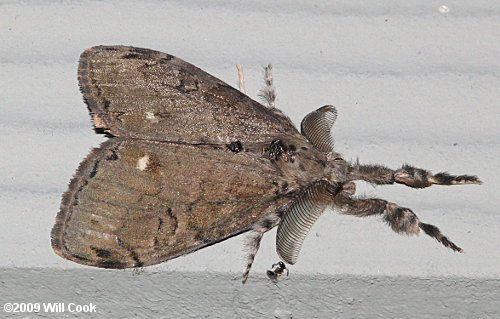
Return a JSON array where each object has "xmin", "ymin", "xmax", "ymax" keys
[
  {"xmin": 348, "ymin": 163, "xmax": 481, "ymax": 188},
  {"xmin": 242, "ymin": 211, "xmax": 282, "ymax": 284},
  {"xmin": 333, "ymin": 193, "xmax": 463, "ymax": 252}
]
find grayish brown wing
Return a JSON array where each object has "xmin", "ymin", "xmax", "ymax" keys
[
  {"xmin": 51, "ymin": 139, "xmax": 298, "ymax": 268},
  {"xmin": 79, "ymin": 46, "xmax": 298, "ymax": 144},
  {"xmin": 276, "ymin": 181, "xmax": 333, "ymax": 265},
  {"xmin": 300, "ymin": 105, "xmax": 337, "ymax": 153}
]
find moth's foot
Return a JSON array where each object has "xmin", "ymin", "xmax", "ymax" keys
[
  {"xmin": 429, "ymin": 173, "xmax": 482, "ymax": 185},
  {"xmin": 395, "ymin": 165, "xmax": 482, "ymax": 188},
  {"xmin": 394, "ymin": 167, "xmax": 433, "ymax": 188},
  {"xmin": 419, "ymin": 222, "xmax": 464, "ymax": 253},
  {"xmin": 242, "ymin": 273, "xmax": 249, "ymax": 284}
]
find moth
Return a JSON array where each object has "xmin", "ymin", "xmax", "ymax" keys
[
  {"xmin": 267, "ymin": 261, "xmax": 289, "ymax": 282},
  {"xmin": 51, "ymin": 46, "xmax": 482, "ymax": 283}
]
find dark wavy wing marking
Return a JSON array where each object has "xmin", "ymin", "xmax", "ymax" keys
[
  {"xmin": 51, "ymin": 139, "xmax": 296, "ymax": 268},
  {"xmin": 79, "ymin": 46, "xmax": 298, "ymax": 144},
  {"xmin": 276, "ymin": 180, "xmax": 332, "ymax": 265}
]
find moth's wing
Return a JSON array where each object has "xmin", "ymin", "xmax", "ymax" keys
[
  {"xmin": 276, "ymin": 181, "xmax": 332, "ymax": 265},
  {"xmin": 300, "ymin": 105, "xmax": 337, "ymax": 154},
  {"xmin": 79, "ymin": 46, "xmax": 298, "ymax": 144},
  {"xmin": 51, "ymin": 139, "xmax": 296, "ymax": 268}
]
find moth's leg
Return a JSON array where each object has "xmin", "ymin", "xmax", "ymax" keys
[
  {"xmin": 341, "ymin": 181, "xmax": 356, "ymax": 196},
  {"xmin": 242, "ymin": 230, "xmax": 264, "ymax": 284},
  {"xmin": 394, "ymin": 164, "xmax": 481, "ymax": 188},
  {"xmin": 258, "ymin": 64, "xmax": 276, "ymax": 108},
  {"xmin": 348, "ymin": 163, "xmax": 481, "ymax": 188},
  {"xmin": 333, "ymin": 193, "xmax": 463, "ymax": 252},
  {"xmin": 242, "ymin": 212, "xmax": 281, "ymax": 283},
  {"xmin": 236, "ymin": 64, "xmax": 246, "ymax": 94},
  {"xmin": 347, "ymin": 163, "xmax": 395, "ymax": 185}
]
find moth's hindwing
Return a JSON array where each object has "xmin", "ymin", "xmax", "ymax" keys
[
  {"xmin": 51, "ymin": 139, "xmax": 296, "ymax": 268},
  {"xmin": 79, "ymin": 46, "xmax": 298, "ymax": 143}
]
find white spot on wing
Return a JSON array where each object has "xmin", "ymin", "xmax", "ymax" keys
[
  {"xmin": 84, "ymin": 229, "xmax": 113, "ymax": 241},
  {"xmin": 136, "ymin": 155, "xmax": 150, "ymax": 171},
  {"xmin": 145, "ymin": 112, "xmax": 159, "ymax": 123},
  {"xmin": 93, "ymin": 114, "xmax": 106, "ymax": 128},
  {"xmin": 439, "ymin": 5, "xmax": 450, "ymax": 13}
]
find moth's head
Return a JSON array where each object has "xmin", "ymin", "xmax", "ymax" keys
[
  {"xmin": 323, "ymin": 152, "xmax": 350, "ymax": 185},
  {"xmin": 323, "ymin": 152, "xmax": 357, "ymax": 196}
]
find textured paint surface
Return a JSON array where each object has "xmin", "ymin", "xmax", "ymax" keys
[
  {"xmin": 1, "ymin": 269, "xmax": 498, "ymax": 318},
  {"xmin": 1, "ymin": 0, "xmax": 499, "ymax": 318}
]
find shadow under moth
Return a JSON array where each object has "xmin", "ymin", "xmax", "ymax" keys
[{"xmin": 51, "ymin": 46, "xmax": 482, "ymax": 283}]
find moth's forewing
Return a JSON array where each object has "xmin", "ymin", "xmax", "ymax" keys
[
  {"xmin": 51, "ymin": 139, "xmax": 297, "ymax": 268},
  {"xmin": 79, "ymin": 46, "xmax": 298, "ymax": 143}
]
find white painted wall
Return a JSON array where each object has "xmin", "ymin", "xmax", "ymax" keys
[{"xmin": 1, "ymin": 1, "xmax": 498, "ymax": 318}]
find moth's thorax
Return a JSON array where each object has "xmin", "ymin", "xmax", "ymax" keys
[
  {"xmin": 323, "ymin": 159, "xmax": 349, "ymax": 183},
  {"xmin": 259, "ymin": 135, "xmax": 328, "ymax": 186}
]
